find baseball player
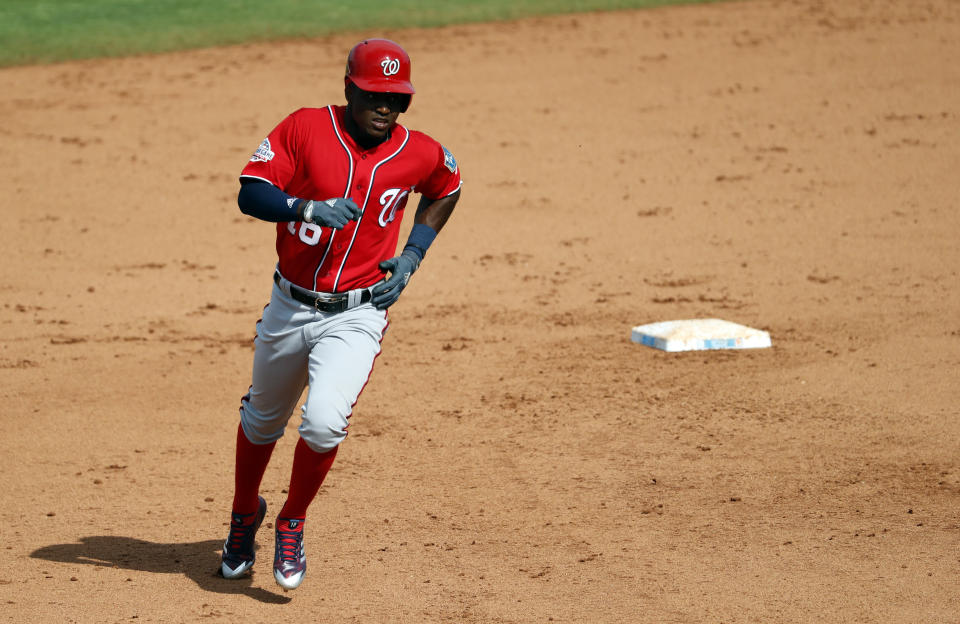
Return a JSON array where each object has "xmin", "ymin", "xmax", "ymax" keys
[{"xmin": 219, "ymin": 38, "xmax": 462, "ymax": 590}]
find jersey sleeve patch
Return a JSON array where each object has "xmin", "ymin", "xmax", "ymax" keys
[
  {"xmin": 250, "ymin": 138, "xmax": 275, "ymax": 163},
  {"xmin": 442, "ymin": 145, "xmax": 457, "ymax": 173}
]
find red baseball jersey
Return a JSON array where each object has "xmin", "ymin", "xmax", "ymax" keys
[{"xmin": 240, "ymin": 105, "xmax": 462, "ymax": 292}]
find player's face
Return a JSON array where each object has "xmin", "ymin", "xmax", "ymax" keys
[{"xmin": 347, "ymin": 86, "xmax": 407, "ymax": 141}]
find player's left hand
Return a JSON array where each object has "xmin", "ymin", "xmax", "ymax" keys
[{"xmin": 371, "ymin": 250, "xmax": 420, "ymax": 310}]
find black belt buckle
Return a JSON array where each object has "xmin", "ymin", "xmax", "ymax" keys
[
  {"xmin": 313, "ymin": 293, "xmax": 346, "ymax": 313},
  {"xmin": 275, "ymin": 272, "xmax": 356, "ymax": 313}
]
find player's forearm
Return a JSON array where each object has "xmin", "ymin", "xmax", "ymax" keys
[
  {"xmin": 414, "ymin": 190, "xmax": 459, "ymax": 232},
  {"xmin": 403, "ymin": 191, "xmax": 460, "ymax": 261},
  {"xmin": 237, "ymin": 178, "xmax": 301, "ymax": 222}
]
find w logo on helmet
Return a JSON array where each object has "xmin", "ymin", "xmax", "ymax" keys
[{"xmin": 380, "ymin": 57, "xmax": 400, "ymax": 76}]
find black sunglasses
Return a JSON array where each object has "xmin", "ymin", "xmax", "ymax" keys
[{"xmin": 356, "ymin": 88, "xmax": 410, "ymax": 112}]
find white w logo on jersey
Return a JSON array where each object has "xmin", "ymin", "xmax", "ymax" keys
[
  {"xmin": 380, "ymin": 58, "xmax": 400, "ymax": 76},
  {"xmin": 378, "ymin": 188, "xmax": 409, "ymax": 227}
]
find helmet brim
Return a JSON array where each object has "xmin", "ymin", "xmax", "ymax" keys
[{"xmin": 347, "ymin": 76, "xmax": 415, "ymax": 95}]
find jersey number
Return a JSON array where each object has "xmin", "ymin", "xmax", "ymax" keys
[
  {"xmin": 286, "ymin": 187, "xmax": 406, "ymax": 246},
  {"xmin": 288, "ymin": 221, "xmax": 322, "ymax": 246}
]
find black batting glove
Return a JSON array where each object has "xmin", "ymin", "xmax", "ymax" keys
[
  {"xmin": 371, "ymin": 249, "xmax": 420, "ymax": 310},
  {"xmin": 300, "ymin": 198, "xmax": 361, "ymax": 229}
]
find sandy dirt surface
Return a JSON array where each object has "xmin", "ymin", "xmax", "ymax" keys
[{"xmin": 2, "ymin": 0, "xmax": 959, "ymax": 621}]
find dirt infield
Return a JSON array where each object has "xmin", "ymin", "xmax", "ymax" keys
[{"xmin": 2, "ymin": 0, "xmax": 959, "ymax": 621}]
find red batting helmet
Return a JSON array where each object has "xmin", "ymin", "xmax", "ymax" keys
[{"xmin": 345, "ymin": 39, "xmax": 415, "ymax": 95}]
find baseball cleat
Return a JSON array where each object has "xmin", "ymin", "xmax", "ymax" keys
[
  {"xmin": 220, "ymin": 496, "xmax": 267, "ymax": 579},
  {"xmin": 273, "ymin": 517, "xmax": 306, "ymax": 590}
]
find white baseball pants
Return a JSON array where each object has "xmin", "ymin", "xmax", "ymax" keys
[{"xmin": 238, "ymin": 279, "xmax": 388, "ymax": 452}]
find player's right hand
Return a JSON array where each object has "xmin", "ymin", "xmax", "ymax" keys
[{"xmin": 302, "ymin": 198, "xmax": 361, "ymax": 229}]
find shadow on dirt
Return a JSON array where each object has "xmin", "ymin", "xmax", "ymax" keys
[{"xmin": 30, "ymin": 535, "xmax": 291, "ymax": 604}]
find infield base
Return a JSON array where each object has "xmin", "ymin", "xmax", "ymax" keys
[{"xmin": 631, "ymin": 318, "xmax": 772, "ymax": 352}]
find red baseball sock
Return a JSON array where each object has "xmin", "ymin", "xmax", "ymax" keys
[
  {"xmin": 231, "ymin": 423, "xmax": 277, "ymax": 516},
  {"xmin": 278, "ymin": 437, "xmax": 339, "ymax": 519}
]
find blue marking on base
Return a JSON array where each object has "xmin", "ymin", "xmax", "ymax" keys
[{"xmin": 702, "ymin": 338, "xmax": 738, "ymax": 349}]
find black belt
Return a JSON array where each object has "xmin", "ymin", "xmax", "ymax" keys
[{"xmin": 274, "ymin": 271, "xmax": 373, "ymax": 313}]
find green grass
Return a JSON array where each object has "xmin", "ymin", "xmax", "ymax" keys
[{"xmin": 0, "ymin": 0, "xmax": 722, "ymax": 68}]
